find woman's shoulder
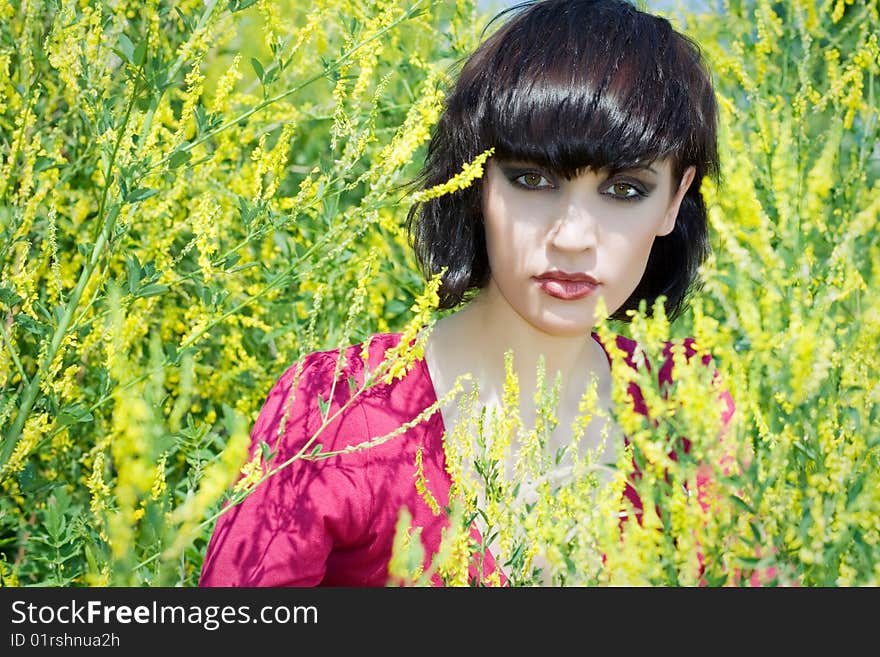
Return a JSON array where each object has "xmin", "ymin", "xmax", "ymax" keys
[
  {"xmin": 592, "ymin": 331, "xmax": 712, "ymax": 379},
  {"xmin": 593, "ymin": 330, "xmax": 735, "ymax": 424},
  {"xmin": 261, "ymin": 332, "xmax": 435, "ymax": 449},
  {"xmin": 278, "ymin": 332, "xmax": 406, "ymax": 387}
]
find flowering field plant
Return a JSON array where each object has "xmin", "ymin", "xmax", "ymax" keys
[{"xmin": 0, "ymin": 0, "xmax": 877, "ymax": 586}]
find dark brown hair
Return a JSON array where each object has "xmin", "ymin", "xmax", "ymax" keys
[{"xmin": 406, "ymin": 0, "xmax": 720, "ymax": 321}]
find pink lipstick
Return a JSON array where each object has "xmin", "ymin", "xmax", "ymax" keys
[{"xmin": 533, "ymin": 270, "xmax": 599, "ymax": 301}]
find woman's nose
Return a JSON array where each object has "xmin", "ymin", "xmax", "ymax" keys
[{"xmin": 549, "ymin": 195, "xmax": 599, "ymax": 251}]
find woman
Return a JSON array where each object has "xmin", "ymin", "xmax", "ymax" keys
[{"xmin": 199, "ymin": 0, "xmax": 734, "ymax": 587}]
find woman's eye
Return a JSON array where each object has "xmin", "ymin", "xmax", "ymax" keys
[
  {"xmin": 605, "ymin": 181, "xmax": 645, "ymax": 200},
  {"xmin": 514, "ymin": 172, "xmax": 553, "ymax": 189}
]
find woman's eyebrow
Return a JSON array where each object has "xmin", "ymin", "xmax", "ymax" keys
[
  {"xmin": 495, "ymin": 158, "xmax": 542, "ymax": 167},
  {"xmin": 581, "ymin": 164, "xmax": 661, "ymax": 177},
  {"xmin": 616, "ymin": 164, "xmax": 658, "ymax": 175}
]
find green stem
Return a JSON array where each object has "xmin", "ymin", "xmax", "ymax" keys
[
  {"xmin": 83, "ymin": 203, "xmax": 366, "ymax": 414},
  {"xmin": 8, "ymin": 0, "xmax": 428, "ymax": 460},
  {"xmin": 146, "ymin": 0, "xmax": 425, "ymax": 172},
  {"xmin": 0, "ymin": 1, "xmax": 229, "ymax": 468},
  {"xmin": 0, "ymin": 63, "xmax": 143, "ymax": 471},
  {"xmin": 0, "ymin": 203, "xmax": 121, "ymax": 471},
  {"xmin": 137, "ymin": 0, "xmax": 221, "ymax": 151},
  {"xmin": 69, "ymin": 254, "xmax": 114, "ymax": 336},
  {"xmin": 0, "ymin": 67, "xmax": 37, "ymax": 204},
  {"xmin": 133, "ymin": 344, "xmax": 442, "ymax": 571},
  {"xmin": 0, "ymin": 315, "xmax": 29, "ymax": 387}
]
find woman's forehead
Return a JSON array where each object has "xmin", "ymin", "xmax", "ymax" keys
[{"xmin": 491, "ymin": 155, "xmax": 673, "ymax": 177}]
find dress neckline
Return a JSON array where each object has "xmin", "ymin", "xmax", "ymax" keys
[
  {"xmin": 411, "ymin": 330, "xmax": 614, "ymax": 586},
  {"xmin": 416, "ymin": 330, "xmax": 613, "ymax": 438}
]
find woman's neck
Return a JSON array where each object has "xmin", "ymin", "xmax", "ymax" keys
[{"xmin": 425, "ymin": 281, "xmax": 610, "ymax": 414}]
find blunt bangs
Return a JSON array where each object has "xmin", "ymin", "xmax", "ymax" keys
[{"xmin": 471, "ymin": 0, "xmax": 717, "ymax": 181}]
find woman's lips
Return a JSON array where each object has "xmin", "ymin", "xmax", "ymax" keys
[{"xmin": 534, "ymin": 278, "xmax": 598, "ymax": 300}]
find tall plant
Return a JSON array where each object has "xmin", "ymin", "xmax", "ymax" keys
[
  {"xmin": 1, "ymin": 0, "xmax": 877, "ymax": 587},
  {"xmin": 0, "ymin": 0, "xmax": 482, "ymax": 586}
]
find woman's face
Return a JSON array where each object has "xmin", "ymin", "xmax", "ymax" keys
[{"xmin": 480, "ymin": 157, "xmax": 696, "ymax": 337}]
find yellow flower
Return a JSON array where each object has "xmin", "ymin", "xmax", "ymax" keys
[
  {"xmin": 411, "ymin": 148, "xmax": 495, "ymax": 202},
  {"xmin": 1, "ymin": 412, "xmax": 51, "ymax": 478},
  {"xmin": 379, "ymin": 270, "xmax": 444, "ymax": 385},
  {"xmin": 387, "ymin": 507, "xmax": 426, "ymax": 586},
  {"xmin": 150, "ymin": 453, "xmax": 168, "ymax": 500},
  {"xmin": 414, "ymin": 446, "xmax": 441, "ymax": 515}
]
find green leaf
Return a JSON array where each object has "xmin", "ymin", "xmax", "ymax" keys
[
  {"xmin": 14, "ymin": 313, "xmax": 45, "ymax": 336},
  {"xmin": 193, "ymin": 104, "xmax": 209, "ymax": 134},
  {"xmin": 505, "ymin": 542, "xmax": 525, "ymax": 569},
  {"xmin": 237, "ymin": 195, "xmax": 261, "ymax": 228},
  {"xmin": 168, "ymin": 148, "xmax": 192, "ymax": 169},
  {"xmin": 731, "ymin": 495, "xmax": 755, "ymax": 514},
  {"xmin": 228, "ymin": 262, "xmax": 259, "ymax": 274},
  {"xmin": 792, "ymin": 440, "xmax": 816, "ymax": 460},
  {"xmin": 386, "ymin": 298, "xmax": 409, "ymax": 315},
  {"xmin": 57, "ymin": 404, "xmax": 94, "ymax": 427},
  {"xmin": 44, "ymin": 488, "xmax": 72, "ymax": 540},
  {"xmin": 251, "ymin": 57, "xmax": 264, "ymax": 83},
  {"xmin": 116, "ymin": 33, "xmax": 135, "ymax": 63},
  {"xmin": 347, "ymin": 375, "xmax": 358, "ymax": 397},
  {"xmin": 126, "ymin": 253, "xmax": 142, "ymax": 294},
  {"xmin": 733, "ymin": 556, "xmax": 764, "ymax": 567},
  {"xmin": 17, "ymin": 461, "xmax": 38, "ymax": 492},
  {"xmin": 134, "ymin": 283, "xmax": 169, "ymax": 299},
  {"xmin": 702, "ymin": 571, "xmax": 728, "ymax": 587},
  {"xmin": 137, "ymin": 91, "xmax": 152, "ymax": 110},
  {"xmin": 33, "ymin": 157, "xmax": 57, "ymax": 173},
  {"xmin": 749, "ymin": 521, "xmax": 762, "ymax": 544},
  {"xmin": 259, "ymin": 440, "xmax": 275, "ymax": 464},
  {"xmin": 229, "ymin": 0, "xmax": 259, "ymax": 13},
  {"xmin": 133, "ymin": 38, "xmax": 147, "ymax": 67},
  {"xmin": 0, "ymin": 286, "xmax": 23, "ymax": 308},
  {"xmin": 76, "ymin": 242, "xmax": 94, "ymax": 257},
  {"xmin": 84, "ymin": 544, "xmax": 99, "ymax": 574},
  {"xmin": 846, "ymin": 473, "xmax": 865, "ymax": 507},
  {"xmin": 316, "ymin": 392, "xmax": 329, "ymax": 418},
  {"xmin": 220, "ymin": 252, "xmax": 241, "ymax": 270},
  {"xmin": 261, "ymin": 63, "xmax": 278, "ymax": 85},
  {"xmin": 174, "ymin": 7, "xmax": 195, "ymax": 32},
  {"xmin": 309, "ymin": 443, "xmax": 323, "ymax": 457},
  {"xmin": 126, "ymin": 187, "xmax": 159, "ymax": 203}
]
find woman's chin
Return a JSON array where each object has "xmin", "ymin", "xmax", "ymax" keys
[{"xmin": 530, "ymin": 315, "xmax": 598, "ymax": 338}]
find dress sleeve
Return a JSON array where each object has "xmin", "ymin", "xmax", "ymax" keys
[
  {"xmin": 655, "ymin": 341, "xmax": 737, "ymax": 502},
  {"xmin": 657, "ymin": 338, "xmax": 736, "ymax": 432},
  {"xmin": 663, "ymin": 344, "xmax": 779, "ymax": 586},
  {"xmin": 198, "ymin": 351, "xmax": 373, "ymax": 587}
]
